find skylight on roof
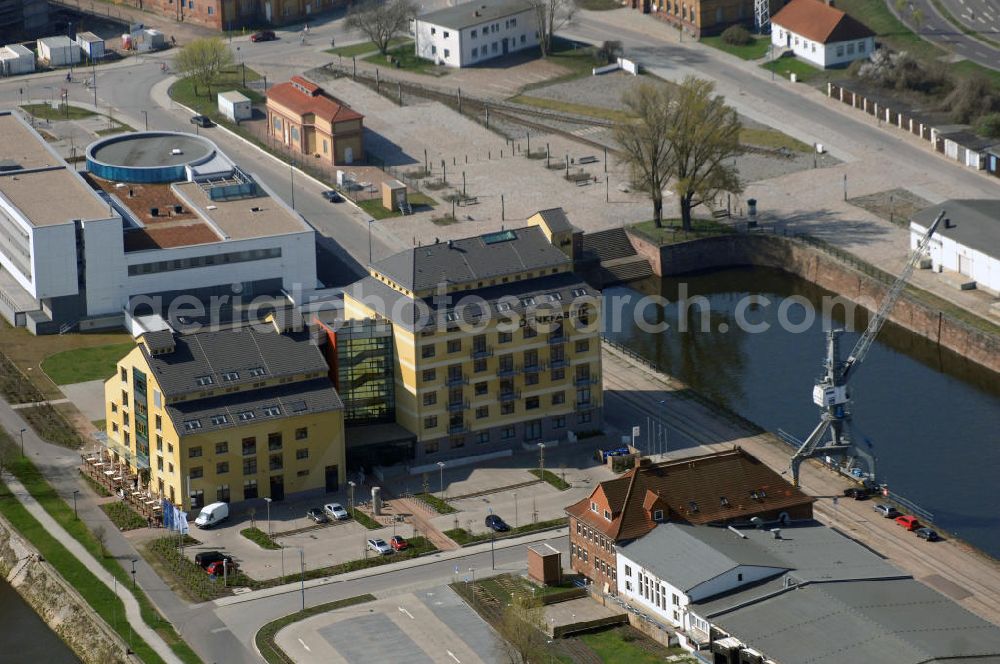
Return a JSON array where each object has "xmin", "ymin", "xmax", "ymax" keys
[
  {"xmin": 290, "ymin": 400, "xmax": 308, "ymax": 413},
  {"xmin": 210, "ymin": 414, "xmax": 229, "ymax": 426},
  {"xmin": 262, "ymin": 405, "xmax": 281, "ymax": 417},
  {"xmin": 248, "ymin": 367, "xmax": 267, "ymax": 377},
  {"xmin": 222, "ymin": 371, "xmax": 239, "ymax": 382},
  {"xmin": 482, "ymin": 230, "xmax": 516, "ymax": 245},
  {"xmin": 238, "ymin": 411, "xmax": 255, "ymax": 421},
  {"xmin": 195, "ymin": 375, "xmax": 214, "ymax": 386},
  {"xmin": 184, "ymin": 419, "xmax": 202, "ymax": 431},
  {"xmin": 547, "ymin": 293, "xmax": 562, "ymax": 302},
  {"xmin": 572, "ymin": 288, "xmax": 587, "ymax": 297}
]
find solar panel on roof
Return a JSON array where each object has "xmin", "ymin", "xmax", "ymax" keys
[{"xmin": 482, "ymin": 230, "xmax": 517, "ymax": 244}]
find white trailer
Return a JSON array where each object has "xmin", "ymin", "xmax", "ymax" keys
[
  {"xmin": 0, "ymin": 44, "xmax": 36, "ymax": 75},
  {"xmin": 76, "ymin": 32, "xmax": 105, "ymax": 60},
  {"xmin": 37, "ymin": 36, "xmax": 81, "ymax": 66},
  {"xmin": 217, "ymin": 90, "xmax": 252, "ymax": 122}
]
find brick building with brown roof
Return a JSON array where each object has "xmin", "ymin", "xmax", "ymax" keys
[
  {"xmin": 266, "ymin": 76, "xmax": 365, "ymax": 165},
  {"xmin": 565, "ymin": 448, "xmax": 814, "ymax": 592},
  {"xmin": 630, "ymin": 0, "xmax": 787, "ymax": 38}
]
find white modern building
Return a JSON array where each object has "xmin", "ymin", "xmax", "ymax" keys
[
  {"xmin": 413, "ymin": 0, "xmax": 539, "ymax": 68},
  {"xmin": 37, "ymin": 35, "xmax": 81, "ymax": 66},
  {"xmin": 911, "ymin": 200, "xmax": 1000, "ymax": 294},
  {"xmin": 770, "ymin": 0, "xmax": 875, "ymax": 69},
  {"xmin": 616, "ymin": 522, "xmax": 1000, "ymax": 663},
  {"xmin": 0, "ymin": 44, "xmax": 36, "ymax": 75},
  {"xmin": 0, "ymin": 111, "xmax": 317, "ymax": 334}
]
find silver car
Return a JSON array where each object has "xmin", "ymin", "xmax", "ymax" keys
[
  {"xmin": 367, "ymin": 538, "xmax": 392, "ymax": 555},
  {"xmin": 324, "ymin": 502, "xmax": 349, "ymax": 520},
  {"xmin": 873, "ymin": 503, "xmax": 900, "ymax": 518}
]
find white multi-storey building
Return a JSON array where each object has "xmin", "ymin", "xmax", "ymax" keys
[
  {"xmin": 414, "ymin": 0, "xmax": 539, "ymax": 68},
  {"xmin": 0, "ymin": 111, "xmax": 317, "ymax": 334}
]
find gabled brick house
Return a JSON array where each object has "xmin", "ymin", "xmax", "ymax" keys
[{"xmin": 565, "ymin": 448, "xmax": 814, "ymax": 592}]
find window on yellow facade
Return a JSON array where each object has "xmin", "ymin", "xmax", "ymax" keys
[
  {"xmin": 242, "ymin": 437, "xmax": 256, "ymax": 455},
  {"xmin": 216, "ymin": 441, "xmax": 228, "ymax": 454},
  {"xmin": 190, "ymin": 466, "xmax": 203, "ymax": 479},
  {"xmin": 424, "ymin": 415, "xmax": 437, "ymax": 429},
  {"xmin": 475, "ymin": 381, "xmax": 487, "ymax": 396},
  {"xmin": 269, "ymin": 454, "xmax": 283, "ymax": 471},
  {"xmin": 422, "ymin": 344, "xmax": 436, "ymax": 359},
  {"xmin": 243, "ymin": 479, "xmax": 258, "ymax": 499},
  {"xmin": 157, "ymin": 457, "xmax": 163, "ymax": 471},
  {"xmin": 243, "ymin": 458, "xmax": 257, "ymax": 475},
  {"xmin": 423, "ymin": 391, "xmax": 437, "ymax": 406},
  {"xmin": 268, "ymin": 433, "xmax": 283, "ymax": 451},
  {"xmin": 296, "ymin": 448, "xmax": 309, "ymax": 460},
  {"xmin": 476, "ymin": 406, "xmax": 488, "ymax": 419},
  {"xmin": 217, "ymin": 461, "xmax": 229, "ymax": 474},
  {"xmin": 155, "ymin": 414, "xmax": 162, "ymax": 430},
  {"xmin": 295, "ymin": 427, "xmax": 308, "ymax": 440},
  {"xmin": 189, "ymin": 446, "xmax": 202, "ymax": 458}
]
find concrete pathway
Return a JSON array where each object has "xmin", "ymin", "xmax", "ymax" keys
[
  {"xmin": 59, "ymin": 379, "xmax": 108, "ymax": 422},
  {"xmin": 10, "ymin": 398, "xmax": 70, "ymax": 409},
  {"xmin": 1, "ymin": 472, "xmax": 184, "ymax": 664}
]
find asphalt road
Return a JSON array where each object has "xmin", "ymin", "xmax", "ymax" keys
[{"xmin": 893, "ymin": 0, "xmax": 1000, "ymax": 71}]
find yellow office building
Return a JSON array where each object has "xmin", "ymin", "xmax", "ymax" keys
[
  {"xmin": 342, "ymin": 214, "xmax": 602, "ymax": 461},
  {"xmin": 103, "ymin": 316, "xmax": 346, "ymax": 512}
]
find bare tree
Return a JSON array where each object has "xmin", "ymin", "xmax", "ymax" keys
[
  {"xmin": 531, "ymin": 0, "xmax": 576, "ymax": 57},
  {"xmin": 668, "ymin": 77, "xmax": 743, "ymax": 230},
  {"xmin": 613, "ymin": 82, "xmax": 676, "ymax": 227},
  {"xmin": 93, "ymin": 525, "xmax": 108, "ymax": 557},
  {"xmin": 494, "ymin": 594, "xmax": 547, "ymax": 664},
  {"xmin": 174, "ymin": 37, "xmax": 234, "ymax": 97},
  {"xmin": 346, "ymin": 0, "xmax": 418, "ymax": 56}
]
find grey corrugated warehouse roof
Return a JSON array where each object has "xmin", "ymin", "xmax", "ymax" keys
[
  {"xmin": 417, "ymin": 0, "xmax": 535, "ymax": 31},
  {"xmin": 912, "ymin": 200, "xmax": 1000, "ymax": 259},
  {"xmin": 370, "ymin": 226, "xmax": 570, "ymax": 292}
]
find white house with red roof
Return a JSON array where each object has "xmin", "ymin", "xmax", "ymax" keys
[{"xmin": 771, "ymin": 0, "xmax": 875, "ymax": 69}]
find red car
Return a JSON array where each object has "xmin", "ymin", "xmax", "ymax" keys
[
  {"xmin": 390, "ymin": 535, "xmax": 408, "ymax": 551},
  {"xmin": 206, "ymin": 560, "xmax": 237, "ymax": 576},
  {"xmin": 895, "ymin": 515, "xmax": 921, "ymax": 531},
  {"xmin": 250, "ymin": 30, "xmax": 277, "ymax": 43}
]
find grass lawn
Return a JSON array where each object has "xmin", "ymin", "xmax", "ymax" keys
[
  {"xmin": 508, "ymin": 94, "xmax": 627, "ymax": 122},
  {"xmin": 833, "ymin": 0, "xmax": 943, "ymax": 60},
  {"xmin": 94, "ymin": 124, "xmax": 133, "ymax": 136},
  {"xmin": 522, "ymin": 37, "xmax": 601, "ymax": 91},
  {"xmin": 701, "ymin": 35, "xmax": 770, "ymax": 60},
  {"xmin": 168, "ymin": 67, "xmax": 263, "ymax": 118},
  {"xmin": 255, "ymin": 595, "xmax": 376, "ymax": 664},
  {"xmin": 529, "ymin": 468, "xmax": 571, "ymax": 490},
  {"xmin": 415, "ymin": 492, "xmax": 457, "ymax": 514},
  {"xmin": 20, "ymin": 103, "xmax": 97, "ymax": 120},
  {"xmin": 326, "ymin": 38, "xmax": 410, "ymax": 58},
  {"xmin": 761, "ymin": 56, "xmax": 822, "ymax": 83},
  {"xmin": 357, "ymin": 192, "xmax": 436, "ymax": 219},
  {"xmin": 1, "ymin": 449, "xmax": 202, "ymax": 664},
  {"xmin": 240, "ymin": 526, "xmax": 281, "ymax": 550},
  {"xmin": 630, "ymin": 218, "xmax": 734, "ymax": 246},
  {"xmin": 579, "ymin": 626, "xmax": 693, "ymax": 663},
  {"xmin": 951, "ymin": 59, "xmax": 1000, "ymax": 87},
  {"xmin": 363, "ymin": 43, "xmax": 447, "ymax": 76},
  {"xmin": 349, "ymin": 507, "xmax": 382, "ymax": 529},
  {"xmin": 41, "ymin": 342, "xmax": 134, "ymax": 385},
  {"xmin": 101, "ymin": 501, "xmax": 148, "ymax": 531},
  {"xmin": 740, "ymin": 127, "xmax": 813, "ymax": 152},
  {"xmin": 445, "ymin": 517, "xmax": 568, "ymax": 545}
]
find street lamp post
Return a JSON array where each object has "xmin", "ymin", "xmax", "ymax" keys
[
  {"xmin": 469, "ymin": 567, "xmax": 476, "ymax": 605},
  {"xmin": 437, "ymin": 461, "xmax": 446, "ymax": 499},
  {"xmin": 130, "ymin": 558, "xmax": 138, "ymax": 590},
  {"xmin": 537, "ymin": 443, "xmax": 545, "ymax": 474},
  {"xmin": 289, "ymin": 160, "xmax": 296, "ymax": 210},
  {"xmin": 513, "ymin": 491, "xmax": 518, "ymax": 528},
  {"xmin": 348, "ymin": 480, "xmax": 355, "ymax": 514},
  {"xmin": 490, "ymin": 531, "xmax": 495, "ymax": 570},
  {"xmin": 73, "ymin": 490, "xmax": 80, "ymax": 519},
  {"xmin": 19, "ymin": 428, "xmax": 26, "ymax": 458},
  {"xmin": 298, "ymin": 548, "xmax": 306, "ymax": 611},
  {"xmin": 141, "ymin": 110, "xmax": 148, "ymax": 131},
  {"xmin": 263, "ymin": 497, "xmax": 272, "ymax": 539}
]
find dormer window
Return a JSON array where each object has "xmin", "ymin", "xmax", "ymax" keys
[
  {"xmin": 248, "ymin": 367, "xmax": 267, "ymax": 377},
  {"xmin": 262, "ymin": 405, "xmax": 281, "ymax": 417},
  {"xmin": 653, "ymin": 509, "xmax": 664, "ymax": 521},
  {"xmin": 590, "ymin": 501, "xmax": 598, "ymax": 513},
  {"xmin": 603, "ymin": 509, "xmax": 611, "ymax": 521},
  {"xmin": 222, "ymin": 371, "xmax": 239, "ymax": 382},
  {"xmin": 195, "ymin": 375, "xmax": 213, "ymax": 386},
  {"xmin": 210, "ymin": 414, "xmax": 228, "ymax": 426},
  {"xmin": 238, "ymin": 411, "xmax": 255, "ymax": 421},
  {"xmin": 183, "ymin": 419, "xmax": 202, "ymax": 431}
]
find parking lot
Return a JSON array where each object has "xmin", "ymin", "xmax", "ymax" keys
[{"xmin": 275, "ymin": 586, "xmax": 501, "ymax": 664}]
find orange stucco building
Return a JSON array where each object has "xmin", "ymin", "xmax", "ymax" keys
[{"xmin": 265, "ymin": 76, "xmax": 364, "ymax": 165}]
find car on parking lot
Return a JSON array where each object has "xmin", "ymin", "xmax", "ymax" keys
[
  {"xmin": 306, "ymin": 507, "xmax": 328, "ymax": 523},
  {"xmin": 324, "ymin": 502, "xmax": 349, "ymax": 520},
  {"xmin": 485, "ymin": 514, "xmax": 510, "ymax": 532},
  {"xmin": 895, "ymin": 515, "xmax": 921, "ymax": 531},
  {"xmin": 190, "ymin": 114, "xmax": 213, "ymax": 128},
  {"xmin": 250, "ymin": 30, "xmax": 277, "ymax": 42},
  {"xmin": 321, "ymin": 190, "xmax": 344, "ymax": 203},
  {"xmin": 915, "ymin": 527, "xmax": 940, "ymax": 542},
  {"xmin": 843, "ymin": 486, "xmax": 870, "ymax": 500},
  {"xmin": 194, "ymin": 551, "xmax": 232, "ymax": 569},
  {"xmin": 873, "ymin": 503, "xmax": 900, "ymax": 518},
  {"xmin": 367, "ymin": 538, "xmax": 392, "ymax": 555},
  {"xmin": 390, "ymin": 535, "xmax": 408, "ymax": 551}
]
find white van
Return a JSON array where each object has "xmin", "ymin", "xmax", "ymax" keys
[{"xmin": 194, "ymin": 502, "xmax": 229, "ymax": 528}]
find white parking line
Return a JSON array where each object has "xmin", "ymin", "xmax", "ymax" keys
[
  {"xmin": 298, "ymin": 638, "xmax": 312, "ymax": 652},
  {"xmin": 210, "ymin": 627, "xmax": 228, "ymax": 634},
  {"xmin": 398, "ymin": 606, "xmax": 415, "ymax": 620},
  {"xmin": 447, "ymin": 651, "xmax": 461, "ymax": 663}
]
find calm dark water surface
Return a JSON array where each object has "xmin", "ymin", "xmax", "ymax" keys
[
  {"xmin": 0, "ymin": 578, "xmax": 80, "ymax": 663},
  {"xmin": 603, "ymin": 266, "xmax": 1000, "ymax": 559}
]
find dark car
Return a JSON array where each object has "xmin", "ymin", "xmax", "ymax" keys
[
  {"xmin": 250, "ymin": 30, "xmax": 277, "ymax": 42},
  {"xmin": 390, "ymin": 535, "xmax": 408, "ymax": 551},
  {"xmin": 485, "ymin": 514, "xmax": 510, "ymax": 532},
  {"xmin": 321, "ymin": 190, "xmax": 344, "ymax": 203},
  {"xmin": 206, "ymin": 559, "xmax": 237, "ymax": 576},
  {"xmin": 195, "ymin": 551, "xmax": 232, "ymax": 569},
  {"xmin": 190, "ymin": 114, "xmax": 213, "ymax": 128},
  {"xmin": 843, "ymin": 486, "xmax": 870, "ymax": 500},
  {"xmin": 915, "ymin": 527, "xmax": 940, "ymax": 542},
  {"xmin": 306, "ymin": 507, "xmax": 328, "ymax": 524}
]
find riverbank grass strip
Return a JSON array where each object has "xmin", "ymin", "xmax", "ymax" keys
[{"xmin": 256, "ymin": 595, "xmax": 376, "ymax": 664}]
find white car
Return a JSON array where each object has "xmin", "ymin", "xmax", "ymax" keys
[
  {"xmin": 324, "ymin": 503, "xmax": 349, "ymax": 520},
  {"xmin": 367, "ymin": 538, "xmax": 392, "ymax": 555}
]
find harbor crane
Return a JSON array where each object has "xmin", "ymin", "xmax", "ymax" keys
[{"xmin": 784, "ymin": 210, "xmax": 945, "ymax": 488}]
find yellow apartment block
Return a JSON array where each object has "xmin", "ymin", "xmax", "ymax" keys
[
  {"xmin": 342, "ymin": 212, "xmax": 602, "ymax": 462},
  {"xmin": 103, "ymin": 315, "xmax": 346, "ymax": 512}
]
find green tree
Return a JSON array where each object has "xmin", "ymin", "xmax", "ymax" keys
[
  {"xmin": 495, "ymin": 594, "xmax": 546, "ymax": 664},
  {"xmin": 345, "ymin": 0, "xmax": 417, "ymax": 55},
  {"xmin": 613, "ymin": 82, "xmax": 676, "ymax": 228},
  {"xmin": 668, "ymin": 77, "xmax": 743, "ymax": 230},
  {"xmin": 174, "ymin": 37, "xmax": 234, "ymax": 97},
  {"xmin": 976, "ymin": 112, "xmax": 1000, "ymax": 138}
]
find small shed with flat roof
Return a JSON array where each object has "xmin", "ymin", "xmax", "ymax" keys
[
  {"xmin": 911, "ymin": 200, "xmax": 1000, "ymax": 294},
  {"xmin": 218, "ymin": 90, "xmax": 252, "ymax": 122}
]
